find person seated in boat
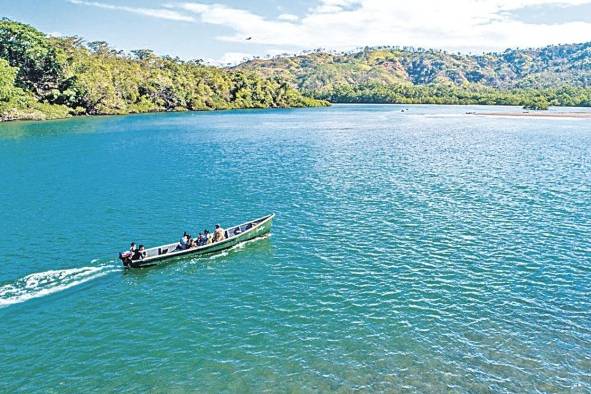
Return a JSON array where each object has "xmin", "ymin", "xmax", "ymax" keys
[
  {"xmin": 203, "ymin": 229, "xmax": 212, "ymax": 245},
  {"xmin": 188, "ymin": 234, "xmax": 197, "ymax": 248},
  {"xmin": 213, "ymin": 224, "xmax": 226, "ymax": 243},
  {"xmin": 179, "ymin": 232, "xmax": 190, "ymax": 250},
  {"xmin": 233, "ymin": 227, "xmax": 242, "ymax": 236},
  {"xmin": 119, "ymin": 242, "xmax": 138, "ymax": 264},
  {"xmin": 196, "ymin": 232, "xmax": 205, "ymax": 246},
  {"xmin": 133, "ymin": 245, "xmax": 146, "ymax": 260}
]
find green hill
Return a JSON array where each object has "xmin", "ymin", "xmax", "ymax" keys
[
  {"xmin": 3, "ymin": 18, "xmax": 590, "ymax": 122},
  {"xmin": 0, "ymin": 19, "xmax": 327, "ymax": 122},
  {"xmin": 237, "ymin": 45, "xmax": 591, "ymax": 107}
]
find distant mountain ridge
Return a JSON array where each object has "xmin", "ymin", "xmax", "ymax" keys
[{"xmin": 237, "ymin": 43, "xmax": 591, "ymax": 107}]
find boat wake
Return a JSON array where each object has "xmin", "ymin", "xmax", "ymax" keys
[
  {"xmin": 0, "ymin": 235, "xmax": 271, "ymax": 307},
  {"xmin": 0, "ymin": 263, "xmax": 119, "ymax": 308},
  {"xmin": 207, "ymin": 234, "xmax": 271, "ymax": 260}
]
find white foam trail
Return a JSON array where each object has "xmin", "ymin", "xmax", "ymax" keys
[
  {"xmin": 0, "ymin": 265, "xmax": 118, "ymax": 308},
  {"xmin": 207, "ymin": 234, "xmax": 270, "ymax": 260},
  {"xmin": 208, "ymin": 250, "xmax": 229, "ymax": 260}
]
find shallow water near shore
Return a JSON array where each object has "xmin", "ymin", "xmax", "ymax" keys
[{"xmin": 1, "ymin": 104, "xmax": 590, "ymax": 392}]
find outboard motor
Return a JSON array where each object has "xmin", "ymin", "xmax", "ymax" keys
[{"xmin": 119, "ymin": 251, "xmax": 132, "ymax": 267}]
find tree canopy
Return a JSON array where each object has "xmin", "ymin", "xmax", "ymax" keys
[
  {"xmin": 238, "ymin": 45, "xmax": 591, "ymax": 109},
  {"xmin": 3, "ymin": 18, "xmax": 591, "ymax": 122},
  {"xmin": 0, "ymin": 19, "xmax": 327, "ymax": 122}
]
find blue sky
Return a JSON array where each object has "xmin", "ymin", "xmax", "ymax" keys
[{"xmin": 2, "ymin": 0, "xmax": 591, "ymax": 64}]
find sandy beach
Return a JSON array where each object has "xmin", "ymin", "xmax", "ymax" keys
[{"xmin": 470, "ymin": 111, "xmax": 591, "ymax": 119}]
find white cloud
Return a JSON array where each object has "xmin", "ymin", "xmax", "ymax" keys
[
  {"xmin": 310, "ymin": 0, "xmax": 363, "ymax": 13},
  {"xmin": 67, "ymin": 0, "xmax": 591, "ymax": 53},
  {"xmin": 277, "ymin": 13, "xmax": 299, "ymax": 22},
  {"xmin": 173, "ymin": 0, "xmax": 591, "ymax": 52},
  {"xmin": 67, "ymin": 0, "xmax": 195, "ymax": 22}
]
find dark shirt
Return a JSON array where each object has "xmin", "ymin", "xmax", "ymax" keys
[{"xmin": 133, "ymin": 250, "xmax": 146, "ymax": 260}]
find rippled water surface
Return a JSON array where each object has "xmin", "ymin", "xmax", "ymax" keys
[{"xmin": 1, "ymin": 105, "xmax": 590, "ymax": 392}]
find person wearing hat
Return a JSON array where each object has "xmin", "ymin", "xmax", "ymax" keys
[{"xmin": 213, "ymin": 224, "xmax": 226, "ymax": 243}]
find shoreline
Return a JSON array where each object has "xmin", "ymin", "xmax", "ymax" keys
[
  {"xmin": 3, "ymin": 104, "xmax": 591, "ymax": 125},
  {"xmin": 469, "ymin": 111, "xmax": 591, "ymax": 119},
  {"xmin": 0, "ymin": 104, "xmax": 330, "ymax": 125}
]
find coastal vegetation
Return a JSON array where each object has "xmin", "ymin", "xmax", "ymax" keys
[
  {"xmin": 238, "ymin": 45, "xmax": 591, "ymax": 108},
  {"xmin": 523, "ymin": 96, "xmax": 549, "ymax": 110},
  {"xmin": 2, "ymin": 18, "xmax": 591, "ymax": 122},
  {"xmin": 0, "ymin": 19, "xmax": 327, "ymax": 122}
]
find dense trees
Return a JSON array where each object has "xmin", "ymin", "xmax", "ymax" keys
[
  {"xmin": 0, "ymin": 19, "xmax": 64, "ymax": 98},
  {"xmin": 0, "ymin": 58, "xmax": 69, "ymax": 121},
  {"xmin": 523, "ymin": 96, "xmax": 549, "ymax": 110},
  {"xmin": 311, "ymin": 82, "xmax": 591, "ymax": 108},
  {"xmin": 239, "ymin": 45, "xmax": 591, "ymax": 108},
  {"xmin": 3, "ymin": 17, "xmax": 591, "ymax": 122},
  {"xmin": 0, "ymin": 19, "xmax": 327, "ymax": 122}
]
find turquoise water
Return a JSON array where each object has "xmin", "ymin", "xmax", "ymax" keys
[{"xmin": 1, "ymin": 104, "xmax": 590, "ymax": 392}]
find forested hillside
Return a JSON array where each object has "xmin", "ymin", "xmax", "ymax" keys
[
  {"xmin": 0, "ymin": 19, "xmax": 327, "ymax": 122},
  {"xmin": 3, "ymin": 18, "xmax": 591, "ymax": 122},
  {"xmin": 238, "ymin": 44, "xmax": 591, "ymax": 108}
]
